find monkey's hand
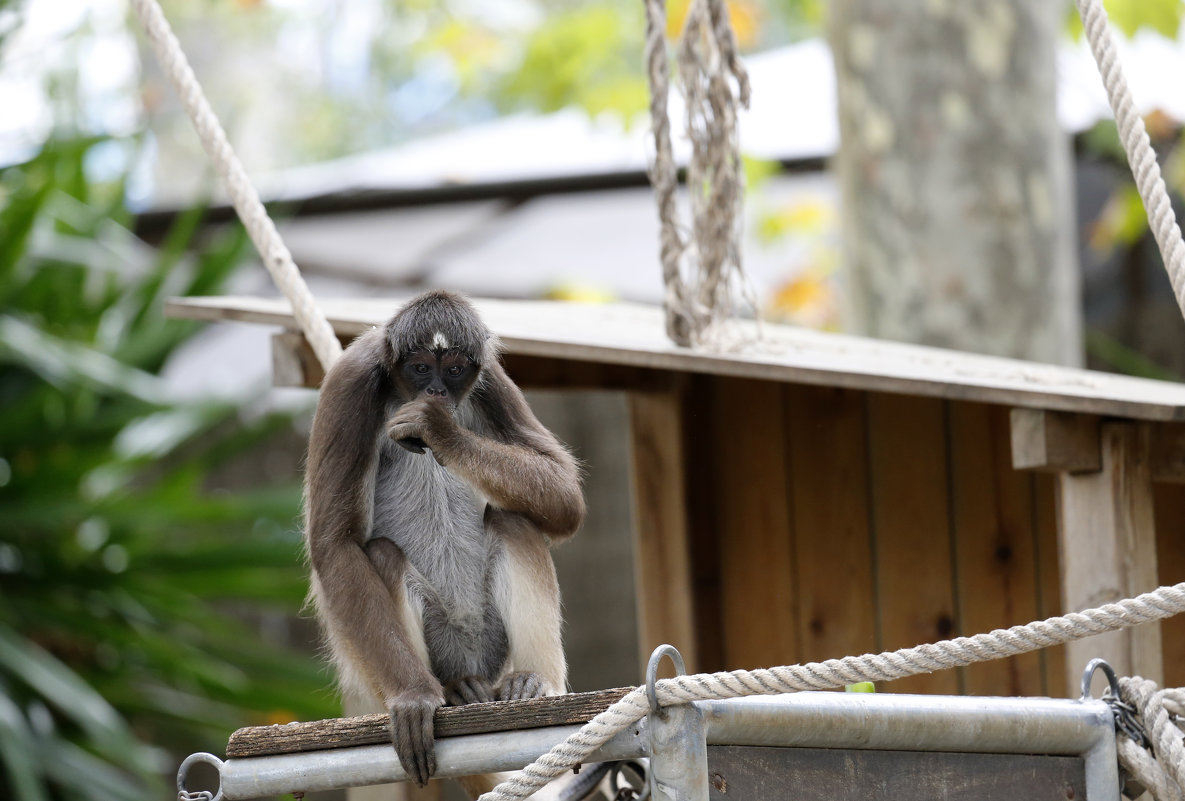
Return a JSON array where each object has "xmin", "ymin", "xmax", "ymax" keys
[
  {"xmin": 443, "ymin": 675, "xmax": 497, "ymax": 706},
  {"xmin": 497, "ymin": 671, "xmax": 548, "ymax": 701},
  {"xmin": 387, "ymin": 398, "xmax": 458, "ymax": 457},
  {"xmin": 387, "ymin": 688, "xmax": 444, "ymax": 788}
]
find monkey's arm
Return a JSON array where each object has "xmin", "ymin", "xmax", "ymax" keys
[
  {"xmin": 305, "ymin": 330, "xmax": 443, "ymax": 786},
  {"xmin": 388, "ymin": 361, "xmax": 585, "ymax": 540}
]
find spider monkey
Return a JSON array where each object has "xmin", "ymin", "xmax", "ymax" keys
[{"xmin": 304, "ymin": 291, "xmax": 585, "ymax": 793}]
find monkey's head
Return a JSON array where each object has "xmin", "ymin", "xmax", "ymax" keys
[{"xmin": 387, "ymin": 291, "xmax": 493, "ymax": 407}]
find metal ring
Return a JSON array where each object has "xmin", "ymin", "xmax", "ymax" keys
[
  {"xmin": 177, "ymin": 752, "xmax": 225, "ymax": 801},
  {"xmin": 1080, "ymin": 658, "xmax": 1122, "ymax": 701},
  {"xmin": 645, "ymin": 644, "xmax": 687, "ymax": 718}
]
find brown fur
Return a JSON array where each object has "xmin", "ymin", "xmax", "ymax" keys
[{"xmin": 304, "ymin": 292, "xmax": 584, "ymax": 793}]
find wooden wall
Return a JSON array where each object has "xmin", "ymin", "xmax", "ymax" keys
[{"xmin": 674, "ymin": 376, "xmax": 1185, "ymax": 697}]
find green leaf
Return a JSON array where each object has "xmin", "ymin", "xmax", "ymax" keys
[
  {"xmin": 0, "ymin": 691, "xmax": 51, "ymax": 801},
  {"xmin": 1066, "ymin": 0, "xmax": 1184, "ymax": 39}
]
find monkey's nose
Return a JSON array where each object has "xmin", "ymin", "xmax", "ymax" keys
[{"xmin": 426, "ymin": 387, "xmax": 447, "ymax": 398}]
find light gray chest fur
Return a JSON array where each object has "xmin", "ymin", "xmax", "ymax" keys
[{"xmin": 369, "ymin": 404, "xmax": 493, "ymax": 622}]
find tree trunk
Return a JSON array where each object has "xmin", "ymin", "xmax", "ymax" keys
[{"xmin": 828, "ymin": 1, "xmax": 1082, "ymax": 366}]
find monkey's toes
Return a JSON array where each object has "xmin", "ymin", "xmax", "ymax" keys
[
  {"xmin": 498, "ymin": 671, "xmax": 546, "ymax": 701},
  {"xmin": 444, "ymin": 676, "xmax": 496, "ymax": 706}
]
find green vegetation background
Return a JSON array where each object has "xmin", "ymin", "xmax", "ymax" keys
[{"xmin": 1, "ymin": 0, "xmax": 1183, "ymax": 799}]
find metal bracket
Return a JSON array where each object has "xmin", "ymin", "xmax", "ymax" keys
[
  {"xmin": 177, "ymin": 751, "xmax": 225, "ymax": 801},
  {"xmin": 1080, "ymin": 658, "xmax": 1151, "ymax": 751},
  {"xmin": 645, "ymin": 645, "xmax": 707, "ymax": 801}
]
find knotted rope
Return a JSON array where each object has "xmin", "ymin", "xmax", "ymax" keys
[
  {"xmin": 129, "ymin": 0, "xmax": 342, "ymax": 372},
  {"xmin": 644, "ymin": 0, "xmax": 751, "ymax": 349},
  {"xmin": 478, "ymin": 583, "xmax": 1185, "ymax": 801},
  {"xmin": 1116, "ymin": 677, "xmax": 1185, "ymax": 801}
]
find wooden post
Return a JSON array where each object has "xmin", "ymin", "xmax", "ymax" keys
[
  {"xmin": 1053, "ymin": 423, "xmax": 1162, "ymax": 690},
  {"xmin": 627, "ymin": 389, "xmax": 699, "ymax": 672}
]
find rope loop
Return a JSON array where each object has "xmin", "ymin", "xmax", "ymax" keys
[
  {"xmin": 644, "ymin": 0, "xmax": 752, "ymax": 350},
  {"xmin": 1115, "ymin": 677, "xmax": 1185, "ymax": 801}
]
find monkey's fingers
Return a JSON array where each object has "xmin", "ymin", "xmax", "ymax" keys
[
  {"xmin": 444, "ymin": 676, "xmax": 496, "ymax": 706},
  {"xmin": 498, "ymin": 671, "xmax": 546, "ymax": 701},
  {"xmin": 389, "ymin": 699, "xmax": 439, "ymax": 787}
]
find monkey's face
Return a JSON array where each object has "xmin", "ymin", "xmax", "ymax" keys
[{"xmin": 396, "ymin": 349, "xmax": 479, "ymax": 407}]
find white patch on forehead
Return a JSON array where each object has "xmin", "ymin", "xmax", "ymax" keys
[{"xmin": 431, "ymin": 332, "xmax": 450, "ymax": 350}]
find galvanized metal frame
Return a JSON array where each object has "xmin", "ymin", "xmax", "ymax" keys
[{"xmin": 180, "ymin": 691, "xmax": 1119, "ymax": 801}]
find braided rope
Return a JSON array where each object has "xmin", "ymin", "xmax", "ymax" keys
[
  {"xmin": 128, "ymin": 0, "xmax": 343, "ymax": 372},
  {"xmin": 644, "ymin": 0, "xmax": 751, "ymax": 350},
  {"xmin": 1117, "ymin": 677, "xmax": 1185, "ymax": 801},
  {"xmin": 479, "ymin": 582, "xmax": 1185, "ymax": 800},
  {"xmin": 1075, "ymin": 0, "xmax": 1185, "ymax": 321}
]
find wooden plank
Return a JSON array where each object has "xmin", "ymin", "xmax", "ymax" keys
[
  {"xmin": 712, "ymin": 378, "xmax": 798, "ymax": 670},
  {"xmin": 1010, "ymin": 409, "xmax": 1101, "ymax": 473},
  {"xmin": 785, "ymin": 385, "xmax": 877, "ymax": 665},
  {"xmin": 1056, "ymin": 423, "xmax": 1162, "ymax": 691},
  {"xmin": 706, "ymin": 746, "xmax": 1085, "ymax": 801},
  {"xmin": 866, "ymin": 393, "xmax": 959, "ymax": 694},
  {"xmin": 502, "ymin": 354, "xmax": 671, "ymax": 391},
  {"xmin": 272, "ymin": 330, "xmax": 328, "ymax": 387},
  {"xmin": 1034, "ymin": 473, "xmax": 1067, "ymax": 697},
  {"xmin": 1149, "ymin": 423, "xmax": 1185, "ymax": 482},
  {"xmin": 628, "ymin": 389, "xmax": 699, "ymax": 672},
  {"xmin": 685, "ymin": 375, "xmax": 726, "ymax": 672},
  {"xmin": 1153, "ymin": 482, "xmax": 1185, "ymax": 689},
  {"xmin": 950, "ymin": 403, "xmax": 1042, "ymax": 696},
  {"xmin": 227, "ymin": 687, "xmax": 633, "ymax": 757},
  {"xmin": 166, "ymin": 295, "xmax": 1185, "ymax": 422}
]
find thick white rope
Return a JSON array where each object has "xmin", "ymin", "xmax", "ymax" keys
[
  {"xmin": 478, "ymin": 583, "xmax": 1185, "ymax": 801},
  {"xmin": 128, "ymin": 0, "xmax": 343, "ymax": 372},
  {"xmin": 1117, "ymin": 677, "xmax": 1185, "ymax": 801},
  {"xmin": 1075, "ymin": 0, "xmax": 1185, "ymax": 321}
]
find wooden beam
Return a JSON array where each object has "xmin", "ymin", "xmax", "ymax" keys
[
  {"xmin": 1055, "ymin": 423, "xmax": 1162, "ymax": 691},
  {"xmin": 1009, "ymin": 409, "xmax": 1100, "ymax": 474},
  {"xmin": 866, "ymin": 393, "xmax": 959, "ymax": 695},
  {"xmin": 627, "ymin": 389, "xmax": 699, "ymax": 672},
  {"xmin": 1149, "ymin": 422, "xmax": 1185, "ymax": 483},
  {"xmin": 168, "ymin": 295, "xmax": 1185, "ymax": 422},
  {"xmin": 227, "ymin": 687, "xmax": 633, "ymax": 758},
  {"xmin": 272, "ymin": 330, "xmax": 329, "ymax": 387}
]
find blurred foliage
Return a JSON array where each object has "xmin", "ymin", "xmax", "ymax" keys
[
  {"xmin": 0, "ymin": 135, "xmax": 336, "ymax": 800},
  {"xmin": 1065, "ymin": 0, "xmax": 1184, "ymax": 39}
]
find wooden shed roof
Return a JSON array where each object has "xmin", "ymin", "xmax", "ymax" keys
[{"xmin": 168, "ymin": 295, "xmax": 1185, "ymax": 421}]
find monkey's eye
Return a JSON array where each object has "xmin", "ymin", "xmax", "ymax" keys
[
  {"xmin": 447, "ymin": 365, "xmax": 463, "ymax": 377},
  {"xmin": 414, "ymin": 364, "xmax": 431, "ymax": 374}
]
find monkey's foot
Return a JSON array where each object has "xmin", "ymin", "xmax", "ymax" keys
[
  {"xmin": 444, "ymin": 675, "xmax": 497, "ymax": 706},
  {"xmin": 497, "ymin": 671, "xmax": 547, "ymax": 701},
  {"xmin": 387, "ymin": 693, "xmax": 442, "ymax": 788}
]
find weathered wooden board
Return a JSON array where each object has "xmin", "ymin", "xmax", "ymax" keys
[
  {"xmin": 1057, "ymin": 424, "xmax": 1162, "ymax": 690},
  {"xmin": 167, "ymin": 295, "xmax": 1185, "ymax": 421},
  {"xmin": 1035, "ymin": 473, "xmax": 1067, "ymax": 697},
  {"xmin": 705, "ymin": 746, "xmax": 1086, "ymax": 801},
  {"xmin": 786, "ymin": 385, "xmax": 877, "ymax": 665},
  {"xmin": 712, "ymin": 378, "xmax": 799, "ymax": 670},
  {"xmin": 226, "ymin": 687, "xmax": 633, "ymax": 757},
  {"xmin": 867, "ymin": 393, "xmax": 959, "ymax": 695},
  {"xmin": 1153, "ymin": 482, "xmax": 1185, "ymax": 689},
  {"xmin": 628, "ymin": 389, "xmax": 698, "ymax": 672},
  {"xmin": 950, "ymin": 403, "xmax": 1042, "ymax": 696}
]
